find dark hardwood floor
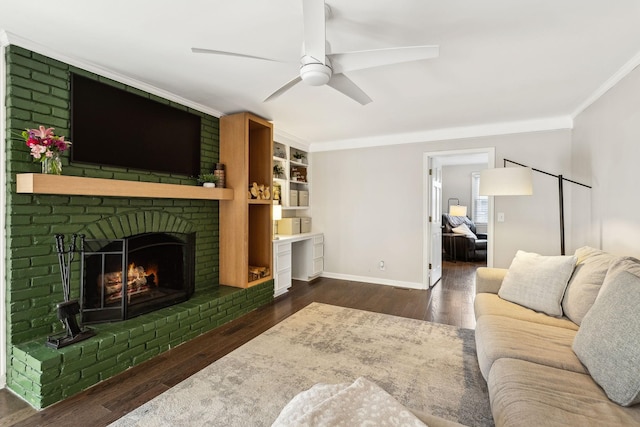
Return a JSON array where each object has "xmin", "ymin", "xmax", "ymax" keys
[{"xmin": 0, "ymin": 260, "xmax": 482, "ymax": 427}]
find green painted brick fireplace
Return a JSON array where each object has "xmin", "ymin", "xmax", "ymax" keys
[{"xmin": 4, "ymin": 45, "xmax": 273, "ymax": 408}]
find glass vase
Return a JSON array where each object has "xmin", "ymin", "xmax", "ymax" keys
[{"xmin": 42, "ymin": 153, "xmax": 63, "ymax": 175}]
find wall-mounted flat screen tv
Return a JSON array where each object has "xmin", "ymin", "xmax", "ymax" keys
[{"xmin": 71, "ymin": 73, "xmax": 201, "ymax": 176}]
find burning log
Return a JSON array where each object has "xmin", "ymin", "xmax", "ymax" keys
[{"xmin": 98, "ymin": 263, "xmax": 158, "ymax": 303}]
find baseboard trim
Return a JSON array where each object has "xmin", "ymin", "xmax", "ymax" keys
[{"xmin": 320, "ymin": 272, "xmax": 426, "ymax": 290}]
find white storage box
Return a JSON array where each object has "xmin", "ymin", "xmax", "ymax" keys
[
  {"xmin": 289, "ymin": 190, "xmax": 298, "ymax": 207},
  {"xmin": 300, "ymin": 217, "xmax": 311, "ymax": 233},
  {"xmin": 278, "ymin": 218, "xmax": 301, "ymax": 235},
  {"xmin": 298, "ymin": 190, "xmax": 309, "ymax": 206}
]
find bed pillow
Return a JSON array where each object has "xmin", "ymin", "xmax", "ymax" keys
[
  {"xmin": 452, "ymin": 223, "xmax": 476, "ymax": 239},
  {"xmin": 572, "ymin": 269, "xmax": 640, "ymax": 406},
  {"xmin": 561, "ymin": 246, "xmax": 617, "ymax": 325},
  {"xmin": 498, "ymin": 250, "xmax": 576, "ymax": 317}
]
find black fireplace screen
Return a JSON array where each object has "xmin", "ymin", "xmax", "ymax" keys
[{"xmin": 80, "ymin": 232, "xmax": 195, "ymax": 323}]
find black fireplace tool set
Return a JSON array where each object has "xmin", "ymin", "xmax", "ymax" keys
[{"xmin": 46, "ymin": 234, "xmax": 95, "ymax": 349}]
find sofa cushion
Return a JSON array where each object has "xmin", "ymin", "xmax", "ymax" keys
[
  {"xmin": 561, "ymin": 246, "xmax": 617, "ymax": 325},
  {"xmin": 474, "ymin": 293, "xmax": 579, "ymax": 330},
  {"xmin": 475, "ymin": 267, "xmax": 507, "ymax": 294},
  {"xmin": 475, "ymin": 315, "xmax": 584, "ymax": 380},
  {"xmin": 488, "ymin": 358, "xmax": 640, "ymax": 427},
  {"xmin": 573, "ymin": 269, "xmax": 640, "ymax": 407},
  {"xmin": 498, "ymin": 250, "xmax": 576, "ymax": 317}
]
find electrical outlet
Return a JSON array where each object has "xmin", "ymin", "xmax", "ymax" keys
[{"xmin": 379, "ymin": 261, "xmax": 385, "ymax": 270}]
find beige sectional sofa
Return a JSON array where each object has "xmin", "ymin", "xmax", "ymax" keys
[{"xmin": 474, "ymin": 247, "xmax": 640, "ymax": 426}]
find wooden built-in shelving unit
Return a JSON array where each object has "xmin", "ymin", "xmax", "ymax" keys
[
  {"xmin": 220, "ymin": 112, "xmax": 274, "ymax": 288},
  {"xmin": 16, "ymin": 173, "xmax": 233, "ymax": 200}
]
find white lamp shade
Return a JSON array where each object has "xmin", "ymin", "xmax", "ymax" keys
[
  {"xmin": 273, "ymin": 204, "xmax": 282, "ymax": 221},
  {"xmin": 449, "ymin": 205, "xmax": 468, "ymax": 216},
  {"xmin": 479, "ymin": 167, "xmax": 533, "ymax": 196}
]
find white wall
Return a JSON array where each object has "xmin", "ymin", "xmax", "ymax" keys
[
  {"xmin": 572, "ymin": 63, "xmax": 640, "ymax": 258},
  {"xmin": 442, "ymin": 164, "xmax": 482, "ymax": 215},
  {"xmin": 312, "ymin": 129, "xmax": 573, "ymax": 287}
]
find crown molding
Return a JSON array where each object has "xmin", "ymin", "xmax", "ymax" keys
[
  {"xmin": 309, "ymin": 116, "xmax": 573, "ymax": 152},
  {"xmin": 273, "ymin": 127, "xmax": 310, "ymax": 151},
  {"xmin": 572, "ymin": 48, "xmax": 640, "ymax": 119},
  {"xmin": 1, "ymin": 31, "xmax": 224, "ymax": 118}
]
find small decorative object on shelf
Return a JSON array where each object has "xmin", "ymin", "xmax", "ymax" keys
[
  {"xmin": 46, "ymin": 234, "xmax": 95, "ymax": 349},
  {"xmin": 249, "ymin": 265, "xmax": 270, "ymax": 282},
  {"xmin": 291, "ymin": 166, "xmax": 307, "ymax": 182},
  {"xmin": 273, "ymin": 163, "xmax": 285, "ymax": 179},
  {"xmin": 274, "ymin": 143, "xmax": 286, "ymax": 159},
  {"xmin": 214, "ymin": 163, "xmax": 226, "ymax": 188},
  {"xmin": 21, "ymin": 126, "xmax": 71, "ymax": 175},
  {"xmin": 292, "ymin": 152, "xmax": 306, "ymax": 163},
  {"xmin": 197, "ymin": 172, "xmax": 219, "ymax": 188},
  {"xmin": 248, "ymin": 182, "xmax": 271, "ymax": 200},
  {"xmin": 272, "ymin": 182, "xmax": 281, "ymax": 203}
]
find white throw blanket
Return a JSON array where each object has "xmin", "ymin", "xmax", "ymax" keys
[{"xmin": 272, "ymin": 377, "xmax": 428, "ymax": 427}]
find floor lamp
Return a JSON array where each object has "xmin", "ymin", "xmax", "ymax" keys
[{"xmin": 479, "ymin": 159, "xmax": 591, "ymax": 256}]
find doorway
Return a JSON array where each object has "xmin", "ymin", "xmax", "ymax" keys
[{"xmin": 423, "ymin": 148, "xmax": 494, "ymax": 288}]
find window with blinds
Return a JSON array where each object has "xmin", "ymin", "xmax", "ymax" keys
[{"xmin": 471, "ymin": 172, "xmax": 488, "ymax": 224}]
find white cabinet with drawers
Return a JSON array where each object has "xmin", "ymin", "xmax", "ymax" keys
[
  {"xmin": 311, "ymin": 234, "xmax": 324, "ymax": 277},
  {"xmin": 273, "ymin": 241, "xmax": 293, "ymax": 297},
  {"xmin": 273, "ymin": 232, "xmax": 324, "ymax": 297}
]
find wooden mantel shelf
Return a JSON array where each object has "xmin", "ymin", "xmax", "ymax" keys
[{"xmin": 16, "ymin": 173, "xmax": 234, "ymax": 200}]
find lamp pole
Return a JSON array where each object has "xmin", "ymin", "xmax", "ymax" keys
[
  {"xmin": 558, "ymin": 175, "xmax": 565, "ymax": 255},
  {"xmin": 503, "ymin": 159, "xmax": 590, "ymax": 256}
]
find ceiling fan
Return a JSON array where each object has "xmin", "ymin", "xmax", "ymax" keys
[{"xmin": 192, "ymin": 0, "xmax": 439, "ymax": 105}]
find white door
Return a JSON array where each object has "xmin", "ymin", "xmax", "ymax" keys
[{"xmin": 428, "ymin": 158, "xmax": 443, "ymax": 286}]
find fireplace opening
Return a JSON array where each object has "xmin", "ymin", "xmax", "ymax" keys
[{"xmin": 80, "ymin": 232, "xmax": 195, "ymax": 323}]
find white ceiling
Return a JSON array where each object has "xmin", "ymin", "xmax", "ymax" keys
[{"xmin": 2, "ymin": 1, "xmax": 640, "ymax": 149}]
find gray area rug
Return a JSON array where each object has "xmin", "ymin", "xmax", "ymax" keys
[{"xmin": 110, "ymin": 303, "xmax": 492, "ymax": 426}]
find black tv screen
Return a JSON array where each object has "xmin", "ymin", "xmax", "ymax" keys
[{"xmin": 71, "ymin": 73, "xmax": 201, "ymax": 176}]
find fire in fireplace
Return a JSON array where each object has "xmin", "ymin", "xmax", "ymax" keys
[{"xmin": 80, "ymin": 232, "xmax": 195, "ymax": 323}]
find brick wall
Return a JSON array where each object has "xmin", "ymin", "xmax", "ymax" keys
[
  {"xmin": 11, "ymin": 281, "xmax": 273, "ymax": 408},
  {"xmin": 4, "ymin": 45, "xmax": 274, "ymax": 408}
]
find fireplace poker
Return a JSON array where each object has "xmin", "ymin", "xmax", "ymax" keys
[
  {"xmin": 55, "ymin": 234, "xmax": 78, "ymax": 302},
  {"xmin": 55, "ymin": 234, "xmax": 68, "ymax": 301},
  {"xmin": 48, "ymin": 234, "xmax": 95, "ymax": 349}
]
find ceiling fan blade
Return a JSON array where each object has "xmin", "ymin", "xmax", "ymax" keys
[
  {"xmin": 264, "ymin": 76, "xmax": 303, "ymax": 102},
  {"xmin": 302, "ymin": 0, "xmax": 326, "ymax": 63},
  {"xmin": 326, "ymin": 73, "xmax": 372, "ymax": 105},
  {"xmin": 191, "ymin": 47, "xmax": 280, "ymax": 63},
  {"xmin": 330, "ymin": 45, "xmax": 439, "ymax": 74}
]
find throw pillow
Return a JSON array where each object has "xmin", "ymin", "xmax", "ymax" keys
[
  {"xmin": 498, "ymin": 250, "xmax": 577, "ymax": 317},
  {"xmin": 597, "ymin": 256, "xmax": 640, "ymax": 301},
  {"xmin": 572, "ymin": 270, "xmax": 640, "ymax": 406},
  {"xmin": 561, "ymin": 246, "xmax": 618, "ymax": 325},
  {"xmin": 452, "ymin": 223, "xmax": 477, "ymax": 239}
]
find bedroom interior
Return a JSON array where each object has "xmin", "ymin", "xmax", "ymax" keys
[{"xmin": 2, "ymin": 1, "xmax": 640, "ymax": 425}]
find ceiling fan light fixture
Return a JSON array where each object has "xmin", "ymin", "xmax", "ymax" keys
[{"xmin": 300, "ymin": 62, "xmax": 332, "ymax": 86}]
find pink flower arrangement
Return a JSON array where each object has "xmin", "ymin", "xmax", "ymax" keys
[{"xmin": 22, "ymin": 126, "xmax": 71, "ymax": 161}]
